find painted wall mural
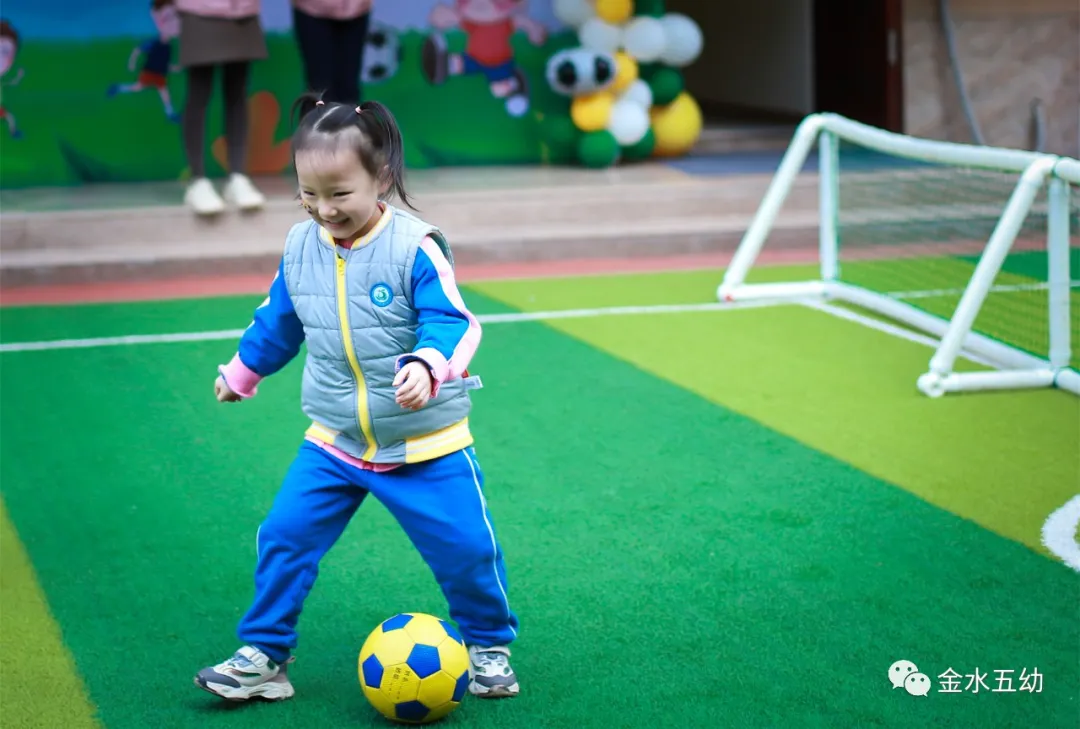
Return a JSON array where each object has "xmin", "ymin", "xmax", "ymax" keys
[{"xmin": 0, "ymin": 0, "xmax": 701, "ymax": 188}]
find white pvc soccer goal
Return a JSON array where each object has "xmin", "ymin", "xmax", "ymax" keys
[{"xmin": 717, "ymin": 113, "xmax": 1079, "ymax": 398}]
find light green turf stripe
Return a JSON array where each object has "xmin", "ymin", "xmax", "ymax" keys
[
  {"xmin": 468, "ymin": 270, "xmax": 1080, "ymax": 557},
  {"xmin": 0, "ymin": 498, "xmax": 101, "ymax": 729}
]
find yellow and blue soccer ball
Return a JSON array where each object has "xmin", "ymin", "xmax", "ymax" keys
[{"xmin": 358, "ymin": 612, "xmax": 470, "ymax": 724}]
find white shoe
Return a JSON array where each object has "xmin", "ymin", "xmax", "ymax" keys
[
  {"xmin": 223, "ymin": 173, "xmax": 266, "ymax": 211},
  {"xmin": 467, "ymin": 645, "xmax": 519, "ymax": 698},
  {"xmin": 184, "ymin": 177, "xmax": 226, "ymax": 216},
  {"xmin": 194, "ymin": 645, "xmax": 295, "ymax": 702}
]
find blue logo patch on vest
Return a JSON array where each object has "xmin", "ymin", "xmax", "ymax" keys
[{"xmin": 370, "ymin": 282, "xmax": 393, "ymax": 307}]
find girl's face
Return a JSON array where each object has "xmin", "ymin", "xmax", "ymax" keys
[{"xmin": 296, "ymin": 148, "xmax": 385, "ymax": 242}]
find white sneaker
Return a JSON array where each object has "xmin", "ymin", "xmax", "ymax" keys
[
  {"xmin": 223, "ymin": 173, "xmax": 266, "ymax": 211},
  {"xmin": 194, "ymin": 645, "xmax": 295, "ymax": 702},
  {"xmin": 467, "ymin": 645, "xmax": 519, "ymax": 698},
  {"xmin": 184, "ymin": 177, "xmax": 226, "ymax": 216}
]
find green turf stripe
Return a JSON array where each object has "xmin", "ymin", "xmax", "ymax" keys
[
  {"xmin": 957, "ymin": 248, "xmax": 1080, "ymax": 283},
  {"xmin": 469, "ymin": 272, "xmax": 1080, "ymax": 557},
  {"xmin": 0, "ymin": 498, "xmax": 101, "ymax": 728},
  {"xmin": 1, "ymin": 290, "xmax": 1077, "ymax": 728}
]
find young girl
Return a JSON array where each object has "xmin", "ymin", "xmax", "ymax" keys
[{"xmin": 194, "ymin": 94, "xmax": 520, "ymax": 702}]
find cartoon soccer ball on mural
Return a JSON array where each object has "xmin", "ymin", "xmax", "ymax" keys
[
  {"xmin": 358, "ymin": 612, "xmax": 470, "ymax": 724},
  {"xmin": 361, "ymin": 23, "xmax": 402, "ymax": 85}
]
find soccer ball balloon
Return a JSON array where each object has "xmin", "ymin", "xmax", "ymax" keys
[
  {"xmin": 545, "ymin": 47, "xmax": 616, "ymax": 96},
  {"xmin": 358, "ymin": 612, "xmax": 470, "ymax": 724},
  {"xmin": 360, "ymin": 24, "xmax": 401, "ymax": 85}
]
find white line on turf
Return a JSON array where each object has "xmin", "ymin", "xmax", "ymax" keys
[
  {"xmin": 0, "ymin": 329, "xmax": 249, "ymax": 353},
  {"xmin": 799, "ymin": 299, "xmax": 998, "ymax": 368},
  {"xmin": 1041, "ymin": 495, "xmax": 1080, "ymax": 573},
  {"xmin": 0, "ymin": 297, "xmax": 1009, "ymax": 371},
  {"xmin": 0, "ymin": 297, "xmax": 1005, "ymax": 367},
  {"xmin": 0, "ymin": 299, "xmax": 790, "ymax": 353},
  {"xmin": 888, "ymin": 280, "xmax": 1080, "ymax": 300}
]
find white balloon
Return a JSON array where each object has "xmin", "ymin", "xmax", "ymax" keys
[
  {"xmin": 553, "ymin": 0, "xmax": 594, "ymax": 28},
  {"xmin": 619, "ymin": 79, "xmax": 653, "ymax": 109},
  {"xmin": 659, "ymin": 13, "xmax": 704, "ymax": 67},
  {"xmin": 621, "ymin": 16, "xmax": 667, "ymax": 63},
  {"xmin": 578, "ymin": 17, "xmax": 623, "ymax": 54},
  {"xmin": 607, "ymin": 98, "xmax": 651, "ymax": 146}
]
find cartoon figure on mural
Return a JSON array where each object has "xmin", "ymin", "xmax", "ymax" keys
[
  {"xmin": 106, "ymin": 0, "xmax": 181, "ymax": 122},
  {"xmin": 421, "ymin": 0, "xmax": 546, "ymax": 118},
  {"xmin": 0, "ymin": 19, "xmax": 24, "ymax": 139}
]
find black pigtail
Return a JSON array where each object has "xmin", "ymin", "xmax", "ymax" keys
[
  {"xmin": 358, "ymin": 100, "xmax": 415, "ymax": 210},
  {"xmin": 290, "ymin": 90, "xmax": 328, "ymax": 129}
]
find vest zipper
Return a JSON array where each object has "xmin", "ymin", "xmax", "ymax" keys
[{"xmin": 335, "ymin": 253, "xmax": 378, "ymax": 460}]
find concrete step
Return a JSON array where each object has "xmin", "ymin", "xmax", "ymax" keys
[
  {"xmin": 0, "ymin": 173, "xmax": 815, "ymax": 251},
  {"xmin": 0, "ymin": 163, "xmax": 821, "ymax": 289},
  {"xmin": 1, "ymin": 215, "xmax": 821, "ymax": 288},
  {"xmin": 692, "ymin": 124, "xmax": 797, "ymax": 155}
]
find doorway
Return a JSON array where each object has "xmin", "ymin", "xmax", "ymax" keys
[
  {"xmin": 813, "ymin": 0, "xmax": 904, "ymax": 131},
  {"xmin": 668, "ymin": 0, "xmax": 904, "ymax": 132}
]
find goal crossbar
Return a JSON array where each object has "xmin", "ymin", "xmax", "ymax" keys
[{"xmin": 716, "ymin": 112, "xmax": 1079, "ymax": 398}]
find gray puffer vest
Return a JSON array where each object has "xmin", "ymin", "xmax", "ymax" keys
[{"xmin": 281, "ymin": 206, "xmax": 476, "ymax": 464}]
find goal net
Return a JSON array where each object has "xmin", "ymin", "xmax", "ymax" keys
[{"xmin": 717, "ymin": 113, "xmax": 1079, "ymax": 398}]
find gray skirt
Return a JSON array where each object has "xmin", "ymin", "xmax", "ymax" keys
[{"xmin": 178, "ymin": 12, "xmax": 268, "ymax": 67}]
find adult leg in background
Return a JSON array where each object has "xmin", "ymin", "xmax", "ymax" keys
[
  {"xmin": 182, "ymin": 64, "xmax": 215, "ymax": 179},
  {"xmin": 219, "ymin": 60, "xmax": 265, "ymax": 210},
  {"xmin": 331, "ymin": 11, "xmax": 371, "ymax": 105},
  {"xmin": 182, "ymin": 64, "xmax": 226, "ymax": 214},
  {"xmin": 292, "ymin": 6, "xmax": 335, "ymax": 98},
  {"xmin": 221, "ymin": 61, "xmax": 250, "ymax": 176}
]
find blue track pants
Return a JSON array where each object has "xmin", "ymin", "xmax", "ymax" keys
[{"xmin": 236, "ymin": 441, "xmax": 518, "ymax": 661}]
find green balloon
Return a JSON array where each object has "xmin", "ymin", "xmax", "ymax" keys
[
  {"xmin": 577, "ymin": 130, "xmax": 621, "ymax": 168},
  {"xmin": 637, "ymin": 62, "xmax": 662, "ymax": 81},
  {"xmin": 541, "ymin": 115, "xmax": 581, "ymax": 152},
  {"xmin": 622, "ymin": 127, "xmax": 656, "ymax": 161},
  {"xmin": 633, "ymin": 0, "xmax": 666, "ymax": 17},
  {"xmin": 649, "ymin": 68, "xmax": 684, "ymax": 106}
]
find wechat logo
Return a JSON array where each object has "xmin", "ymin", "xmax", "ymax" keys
[{"xmin": 889, "ymin": 660, "xmax": 931, "ymax": 697}]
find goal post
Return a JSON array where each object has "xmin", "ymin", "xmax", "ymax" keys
[
  {"xmin": 917, "ymin": 158, "xmax": 1075, "ymax": 397},
  {"xmin": 717, "ymin": 112, "xmax": 1079, "ymax": 398}
]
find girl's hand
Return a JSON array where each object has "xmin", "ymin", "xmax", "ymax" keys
[
  {"xmin": 214, "ymin": 375, "xmax": 243, "ymax": 403},
  {"xmin": 393, "ymin": 361, "xmax": 433, "ymax": 411}
]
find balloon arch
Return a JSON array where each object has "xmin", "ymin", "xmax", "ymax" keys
[{"xmin": 543, "ymin": 0, "xmax": 704, "ymax": 168}]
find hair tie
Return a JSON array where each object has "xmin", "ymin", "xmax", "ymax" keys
[{"xmin": 315, "ymin": 100, "xmax": 325, "ymax": 107}]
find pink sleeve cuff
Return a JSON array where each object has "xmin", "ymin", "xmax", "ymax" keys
[
  {"xmin": 396, "ymin": 348, "xmax": 450, "ymax": 398},
  {"xmin": 218, "ymin": 353, "xmax": 263, "ymax": 398}
]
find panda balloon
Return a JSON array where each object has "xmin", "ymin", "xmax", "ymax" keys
[{"xmin": 545, "ymin": 47, "xmax": 617, "ymax": 96}]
